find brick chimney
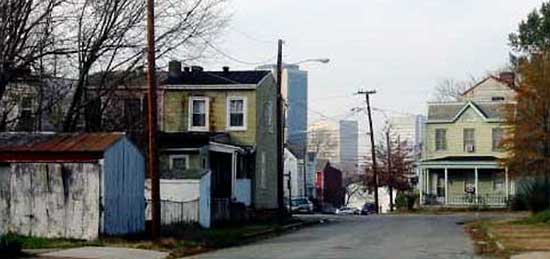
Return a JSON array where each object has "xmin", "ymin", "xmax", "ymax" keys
[
  {"xmin": 168, "ymin": 60, "xmax": 182, "ymax": 77},
  {"xmin": 222, "ymin": 66, "xmax": 230, "ymax": 72},
  {"xmin": 499, "ymin": 72, "xmax": 515, "ymax": 86}
]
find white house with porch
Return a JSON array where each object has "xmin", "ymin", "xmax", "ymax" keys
[{"xmin": 418, "ymin": 73, "xmax": 518, "ymax": 207}]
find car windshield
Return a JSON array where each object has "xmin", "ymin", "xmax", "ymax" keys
[{"xmin": 291, "ymin": 199, "xmax": 308, "ymax": 206}]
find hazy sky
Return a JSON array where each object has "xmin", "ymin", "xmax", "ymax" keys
[{"xmin": 205, "ymin": 0, "xmax": 543, "ymax": 122}]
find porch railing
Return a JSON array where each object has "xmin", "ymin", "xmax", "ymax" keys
[{"xmin": 422, "ymin": 193, "xmax": 509, "ymax": 207}]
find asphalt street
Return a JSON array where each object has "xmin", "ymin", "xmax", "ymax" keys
[{"xmin": 186, "ymin": 214, "xmax": 488, "ymax": 259}]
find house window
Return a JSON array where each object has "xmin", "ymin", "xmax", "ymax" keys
[
  {"xmin": 227, "ymin": 96, "xmax": 247, "ymax": 130},
  {"xmin": 18, "ymin": 96, "xmax": 34, "ymax": 131},
  {"xmin": 435, "ymin": 129, "xmax": 447, "ymax": 151},
  {"xmin": 492, "ymin": 128, "xmax": 504, "ymax": 151},
  {"xmin": 169, "ymin": 155, "xmax": 189, "ymax": 171},
  {"xmin": 492, "ymin": 96, "xmax": 505, "ymax": 102},
  {"xmin": 463, "ymin": 128, "xmax": 475, "ymax": 152},
  {"xmin": 188, "ymin": 97, "xmax": 209, "ymax": 131}
]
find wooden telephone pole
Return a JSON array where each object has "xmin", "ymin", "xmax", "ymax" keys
[
  {"xmin": 357, "ymin": 90, "xmax": 379, "ymax": 214},
  {"xmin": 146, "ymin": 0, "xmax": 160, "ymax": 240}
]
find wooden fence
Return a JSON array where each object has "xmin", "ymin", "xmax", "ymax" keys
[{"xmin": 146, "ymin": 199, "xmax": 199, "ymax": 225}]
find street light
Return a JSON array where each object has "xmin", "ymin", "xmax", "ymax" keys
[{"xmin": 293, "ymin": 58, "xmax": 330, "ymax": 65}]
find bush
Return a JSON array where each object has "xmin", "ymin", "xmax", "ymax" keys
[
  {"xmin": 519, "ymin": 180, "xmax": 550, "ymax": 212},
  {"xmin": 524, "ymin": 210, "xmax": 550, "ymax": 224},
  {"xmin": 0, "ymin": 233, "xmax": 23, "ymax": 255},
  {"xmin": 395, "ymin": 192, "xmax": 418, "ymax": 211},
  {"xmin": 395, "ymin": 193, "xmax": 408, "ymax": 210}
]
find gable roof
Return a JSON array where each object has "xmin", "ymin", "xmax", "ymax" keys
[
  {"xmin": 0, "ymin": 133, "xmax": 125, "ymax": 162},
  {"xmin": 163, "ymin": 70, "xmax": 271, "ymax": 86},
  {"xmin": 427, "ymin": 101, "xmax": 512, "ymax": 122},
  {"xmin": 461, "ymin": 76, "xmax": 517, "ymax": 96}
]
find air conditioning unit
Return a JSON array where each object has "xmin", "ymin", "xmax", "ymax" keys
[{"xmin": 466, "ymin": 144, "xmax": 475, "ymax": 153}]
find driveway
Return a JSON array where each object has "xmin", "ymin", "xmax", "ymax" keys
[{"xmin": 185, "ymin": 214, "xmax": 490, "ymax": 259}]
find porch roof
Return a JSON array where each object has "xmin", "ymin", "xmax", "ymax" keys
[{"xmin": 419, "ymin": 156, "xmax": 503, "ymax": 169}]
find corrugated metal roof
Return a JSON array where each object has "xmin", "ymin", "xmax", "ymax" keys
[
  {"xmin": 0, "ymin": 133, "xmax": 124, "ymax": 162},
  {"xmin": 0, "ymin": 133, "xmax": 124, "ymax": 152}
]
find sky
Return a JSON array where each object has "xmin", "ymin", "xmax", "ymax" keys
[{"xmin": 202, "ymin": 0, "xmax": 545, "ymax": 157}]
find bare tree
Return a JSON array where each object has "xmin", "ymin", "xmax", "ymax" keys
[
  {"xmin": 432, "ymin": 78, "xmax": 473, "ymax": 102},
  {"xmin": 60, "ymin": 0, "xmax": 230, "ymax": 131},
  {"xmin": 0, "ymin": 0, "xmax": 68, "ymax": 130}
]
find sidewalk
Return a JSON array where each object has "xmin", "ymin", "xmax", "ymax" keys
[
  {"xmin": 512, "ymin": 252, "xmax": 550, "ymax": 259},
  {"xmin": 38, "ymin": 247, "xmax": 168, "ymax": 259}
]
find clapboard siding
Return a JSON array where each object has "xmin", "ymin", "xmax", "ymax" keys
[{"xmin": 102, "ymin": 138, "xmax": 145, "ymax": 235}]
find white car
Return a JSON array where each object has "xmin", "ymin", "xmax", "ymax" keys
[{"xmin": 335, "ymin": 207, "xmax": 360, "ymax": 215}]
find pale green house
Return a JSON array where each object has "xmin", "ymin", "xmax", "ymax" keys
[{"xmin": 418, "ymin": 73, "xmax": 517, "ymax": 207}]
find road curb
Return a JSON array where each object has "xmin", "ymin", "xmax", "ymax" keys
[{"xmin": 242, "ymin": 218, "xmax": 327, "ymax": 239}]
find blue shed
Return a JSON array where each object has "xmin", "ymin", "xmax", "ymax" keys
[{"xmin": 0, "ymin": 133, "xmax": 145, "ymax": 240}]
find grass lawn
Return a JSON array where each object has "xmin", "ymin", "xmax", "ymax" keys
[
  {"xmin": 9, "ymin": 219, "xmax": 303, "ymax": 258},
  {"xmin": 466, "ymin": 211, "xmax": 550, "ymax": 258}
]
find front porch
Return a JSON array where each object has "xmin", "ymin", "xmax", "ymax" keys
[{"xmin": 418, "ymin": 158, "xmax": 515, "ymax": 208}]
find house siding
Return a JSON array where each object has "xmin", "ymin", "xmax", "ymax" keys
[
  {"xmin": 424, "ymin": 107, "xmax": 506, "ymax": 160},
  {"xmin": 462, "ymin": 78, "xmax": 516, "ymax": 102},
  {"xmin": 254, "ymin": 76, "xmax": 278, "ymax": 209},
  {"xmin": 162, "ymin": 90, "xmax": 257, "ymax": 146}
]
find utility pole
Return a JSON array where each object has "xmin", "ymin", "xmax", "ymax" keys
[
  {"xmin": 386, "ymin": 128, "xmax": 394, "ymax": 212},
  {"xmin": 357, "ymin": 90, "xmax": 379, "ymax": 214},
  {"xmin": 276, "ymin": 39, "xmax": 286, "ymax": 220},
  {"xmin": 146, "ymin": 0, "xmax": 160, "ymax": 240}
]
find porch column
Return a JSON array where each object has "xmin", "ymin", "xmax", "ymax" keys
[
  {"xmin": 426, "ymin": 169, "xmax": 430, "ymax": 195},
  {"xmin": 505, "ymin": 167, "xmax": 509, "ymax": 199},
  {"xmin": 444, "ymin": 168, "xmax": 448, "ymax": 205},
  {"xmin": 418, "ymin": 167, "xmax": 423, "ymax": 204},
  {"xmin": 474, "ymin": 167, "xmax": 479, "ymax": 197}
]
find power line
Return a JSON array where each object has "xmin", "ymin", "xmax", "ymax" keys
[{"xmin": 200, "ymin": 37, "xmax": 276, "ymax": 66}]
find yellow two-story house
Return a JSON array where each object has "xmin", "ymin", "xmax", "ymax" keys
[
  {"xmin": 418, "ymin": 73, "xmax": 517, "ymax": 207},
  {"xmin": 157, "ymin": 61, "xmax": 278, "ymax": 216}
]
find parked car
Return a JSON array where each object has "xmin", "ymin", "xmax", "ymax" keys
[
  {"xmin": 361, "ymin": 202, "xmax": 377, "ymax": 215},
  {"xmin": 335, "ymin": 207, "xmax": 360, "ymax": 215},
  {"xmin": 320, "ymin": 205, "xmax": 337, "ymax": 214},
  {"xmin": 289, "ymin": 198, "xmax": 314, "ymax": 214}
]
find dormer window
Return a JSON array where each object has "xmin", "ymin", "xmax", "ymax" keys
[{"xmin": 188, "ymin": 96, "xmax": 209, "ymax": 131}]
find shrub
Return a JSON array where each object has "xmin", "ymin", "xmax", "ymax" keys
[
  {"xmin": 395, "ymin": 193, "xmax": 408, "ymax": 210},
  {"xmin": 519, "ymin": 180, "xmax": 550, "ymax": 212},
  {"xmin": 524, "ymin": 210, "xmax": 550, "ymax": 224},
  {"xmin": 0, "ymin": 233, "xmax": 23, "ymax": 255},
  {"xmin": 395, "ymin": 192, "xmax": 418, "ymax": 211}
]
